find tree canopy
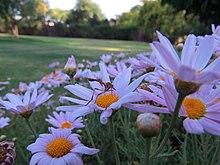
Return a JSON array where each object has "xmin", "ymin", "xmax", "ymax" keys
[
  {"xmin": 161, "ymin": 0, "xmax": 220, "ymax": 25},
  {"xmin": 67, "ymin": 0, "xmax": 105, "ymax": 25},
  {"xmin": 0, "ymin": 0, "xmax": 48, "ymax": 38}
]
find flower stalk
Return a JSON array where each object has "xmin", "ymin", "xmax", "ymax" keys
[
  {"xmin": 110, "ymin": 116, "xmax": 120, "ymax": 165},
  {"xmin": 84, "ymin": 118, "xmax": 103, "ymax": 165},
  {"xmin": 150, "ymin": 93, "xmax": 186, "ymax": 159},
  {"xmin": 145, "ymin": 137, "xmax": 151, "ymax": 165},
  {"xmin": 210, "ymin": 138, "xmax": 220, "ymax": 165},
  {"xmin": 24, "ymin": 118, "xmax": 37, "ymax": 139}
]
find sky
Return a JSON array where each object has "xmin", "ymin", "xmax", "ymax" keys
[{"xmin": 47, "ymin": 0, "xmax": 143, "ymax": 19}]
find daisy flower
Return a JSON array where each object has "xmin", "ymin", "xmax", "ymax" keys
[
  {"xmin": 57, "ymin": 62, "xmax": 146, "ymax": 124},
  {"xmin": 46, "ymin": 112, "xmax": 84, "ymax": 130},
  {"xmin": 49, "ymin": 61, "xmax": 60, "ymax": 68},
  {"xmin": 163, "ymin": 81, "xmax": 220, "ymax": 136},
  {"xmin": 144, "ymin": 69, "xmax": 171, "ymax": 85},
  {"xmin": 27, "ymin": 129, "xmax": 99, "ymax": 165},
  {"xmin": 0, "ymin": 88, "xmax": 53, "ymax": 118},
  {"xmin": 151, "ymin": 31, "xmax": 220, "ymax": 85},
  {"xmin": 211, "ymin": 24, "xmax": 220, "ymax": 56},
  {"xmin": 115, "ymin": 52, "xmax": 126, "ymax": 59},
  {"xmin": 107, "ymin": 61, "xmax": 127, "ymax": 77},
  {"xmin": 41, "ymin": 70, "xmax": 70, "ymax": 88},
  {"xmin": 0, "ymin": 117, "xmax": 10, "ymax": 129},
  {"xmin": 100, "ymin": 54, "xmax": 112, "ymax": 64}
]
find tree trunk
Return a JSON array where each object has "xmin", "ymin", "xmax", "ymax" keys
[{"xmin": 12, "ymin": 23, "xmax": 19, "ymax": 39}]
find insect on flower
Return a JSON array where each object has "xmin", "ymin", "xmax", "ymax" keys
[{"xmin": 85, "ymin": 78, "xmax": 116, "ymax": 106}]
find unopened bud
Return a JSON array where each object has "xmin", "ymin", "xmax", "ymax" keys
[
  {"xmin": 76, "ymin": 129, "xmax": 82, "ymax": 134},
  {"xmin": 64, "ymin": 55, "xmax": 77, "ymax": 77},
  {"xmin": 136, "ymin": 113, "xmax": 162, "ymax": 138},
  {"xmin": 174, "ymin": 78, "xmax": 201, "ymax": 96}
]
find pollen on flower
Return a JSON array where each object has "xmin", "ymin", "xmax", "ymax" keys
[
  {"xmin": 53, "ymin": 73, "xmax": 59, "ymax": 77},
  {"xmin": 47, "ymin": 138, "xmax": 72, "ymax": 158},
  {"xmin": 96, "ymin": 93, "xmax": 119, "ymax": 108},
  {"xmin": 61, "ymin": 122, "xmax": 72, "ymax": 129},
  {"xmin": 56, "ymin": 78, "xmax": 63, "ymax": 82},
  {"xmin": 183, "ymin": 98, "xmax": 206, "ymax": 119},
  {"xmin": 160, "ymin": 77, "xmax": 165, "ymax": 81}
]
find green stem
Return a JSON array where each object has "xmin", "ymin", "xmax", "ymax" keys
[
  {"xmin": 150, "ymin": 93, "xmax": 186, "ymax": 159},
  {"xmin": 192, "ymin": 135, "xmax": 199, "ymax": 165},
  {"xmin": 210, "ymin": 139, "xmax": 220, "ymax": 165},
  {"xmin": 24, "ymin": 118, "xmax": 37, "ymax": 138},
  {"xmin": 183, "ymin": 133, "xmax": 188, "ymax": 165},
  {"xmin": 84, "ymin": 119, "xmax": 103, "ymax": 165},
  {"xmin": 110, "ymin": 116, "xmax": 121, "ymax": 165},
  {"xmin": 145, "ymin": 137, "xmax": 151, "ymax": 165}
]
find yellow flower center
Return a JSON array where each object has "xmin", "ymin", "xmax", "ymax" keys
[
  {"xmin": 24, "ymin": 104, "xmax": 29, "ymax": 109},
  {"xmin": 61, "ymin": 122, "xmax": 72, "ymax": 129},
  {"xmin": 183, "ymin": 98, "xmax": 206, "ymax": 119},
  {"xmin": 96, "ymin": 93, "xmax": 119, "ymax": 108},
  {"xmin": 47, "ymin": 138, "xmax": 72, "ymax": 158},
  {"xmin": 56, "ymin": 78, "xmax": 63, "ymax": 82}
]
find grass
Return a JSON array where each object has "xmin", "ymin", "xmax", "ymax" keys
[{"xmin": 0, "ymin": 34, "xmax": 150, "ymax": 88}]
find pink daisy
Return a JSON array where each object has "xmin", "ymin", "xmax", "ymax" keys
[
  {"xmin": 0, "ymin": 117, "xmax": 10, "ymax": 129},
  {"xmin": 27, "ymin": 129, "xmax": 99, "ymax": 165},
  {"xmin": 163, "ymin": 82, "xmax": 220, "ymax": 136},
  {"xmin": 151, "ymin": 31, "xmax": 220, "ymax": 84},
  {"xmin": 100, "ymin": 54, "xmax": 112, "ymax": 64},
  {"xmin": 57, "ymin": 62, "xmax": 146, "ymax": 124},
  {"xmin": 0, "ymin": 88, "xmax": 53, "ymax": 117},
  {"xmin": 107, "ymin": 61, "xmax": 127, "ymax": 77},
  {"xmin": 46, "ymin": 112, "xmax": 84, "ymax": 130}
]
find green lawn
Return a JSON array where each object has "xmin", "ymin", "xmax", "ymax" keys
[{"xmin": 0, "ymin": 34, "xmax": 150, "ymax": 88}]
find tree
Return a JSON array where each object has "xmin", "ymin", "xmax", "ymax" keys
[
  {"xmin": 21, "ymin": 0, "xmax": 48, "ymax": 34},
  {"xmin": 161, "ymin": 0, "xmax": 220, "ymax": 25},
  {"xmin": 67, "ymin": 0, "xmax": 105, "ymax": 25},
  {"xmin": 118, "ymin": 5, "xmax": 141, "ymax": 27},
  {"xmin": 137, "ymin": 0, "xmax": 199, "ymax": 41},
  {"xmin": 0, "ymin": 0, "xmax": 47, "ymax": 38},
  {"xmin": 48, "ymin": 8, "xmax": 70, "ymax": 23}
]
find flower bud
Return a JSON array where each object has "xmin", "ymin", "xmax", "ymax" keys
[
  {"xmin": 0, "ymin": 141, "xmax": 16, "ymax": 165},
  {"xmin": 174, "ymin": 78, "xmax": 201, "ymax": 96},
  {"xmin": 136, "ymin": 113, "xmax": 162, "ymax": 138},
  {"xmin": 64, "ymin": 55, "xmax": 77, "ymax": 77}
]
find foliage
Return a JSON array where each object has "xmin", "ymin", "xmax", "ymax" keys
[
  {"xmin": 48, "ymin": 8, "xmax": 71, "ymax": 23},
  {"xmin": 161, "ymin": 0, "xmax": 220, "ymax": 25},
  {"xmin": 118, "ymin": 5, "xmax": 141, "ymax": 27},
  {"xmin": 137, "ymin": 0, "xmax": 200, "ymax": 42},
  {"xmin": 67, "ymin": 0, "xmax": 105, "ymax": 25},
  {"xmin": 0, "ymin": 0, "xmax": 48, "ymax": 38},
  {"xmin": 20, "ymin": 0, "xmax": 48, "ymax": 34}
]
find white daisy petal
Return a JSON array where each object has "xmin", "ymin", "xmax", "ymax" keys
[
  {"xmin": 181, "ymin": 34, "xmax": 196, "ymax": 66},
  {"xmin": 65, "ymin": 85, "xmax": 93, "ymax": 101},
  {"xmin": 183, "ymin": 118, "xmax": 204, "ymax": 134},
  {"xmin": 71, "ymin": 146, "xmax": 99, "ymax": 155},
  {"xmin": 193, "ymin": 35, "xmax": 214, "ymax": 70},
  {"xmin": 99, "ymin": 62, "xmax": 110, "ymax": 83},
  {"xmin": 6, "ymin": 93, "xmax": 23, "ymax": 106}
]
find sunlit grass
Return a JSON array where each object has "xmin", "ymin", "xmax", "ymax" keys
[{"xmin": 0, "ymin": 34, "xmax": 149, "ymax": 88}]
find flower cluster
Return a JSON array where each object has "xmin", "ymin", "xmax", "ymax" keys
[{"xmin": 2, "ymin": 24, "xmax": 220, "ymax": 164}]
